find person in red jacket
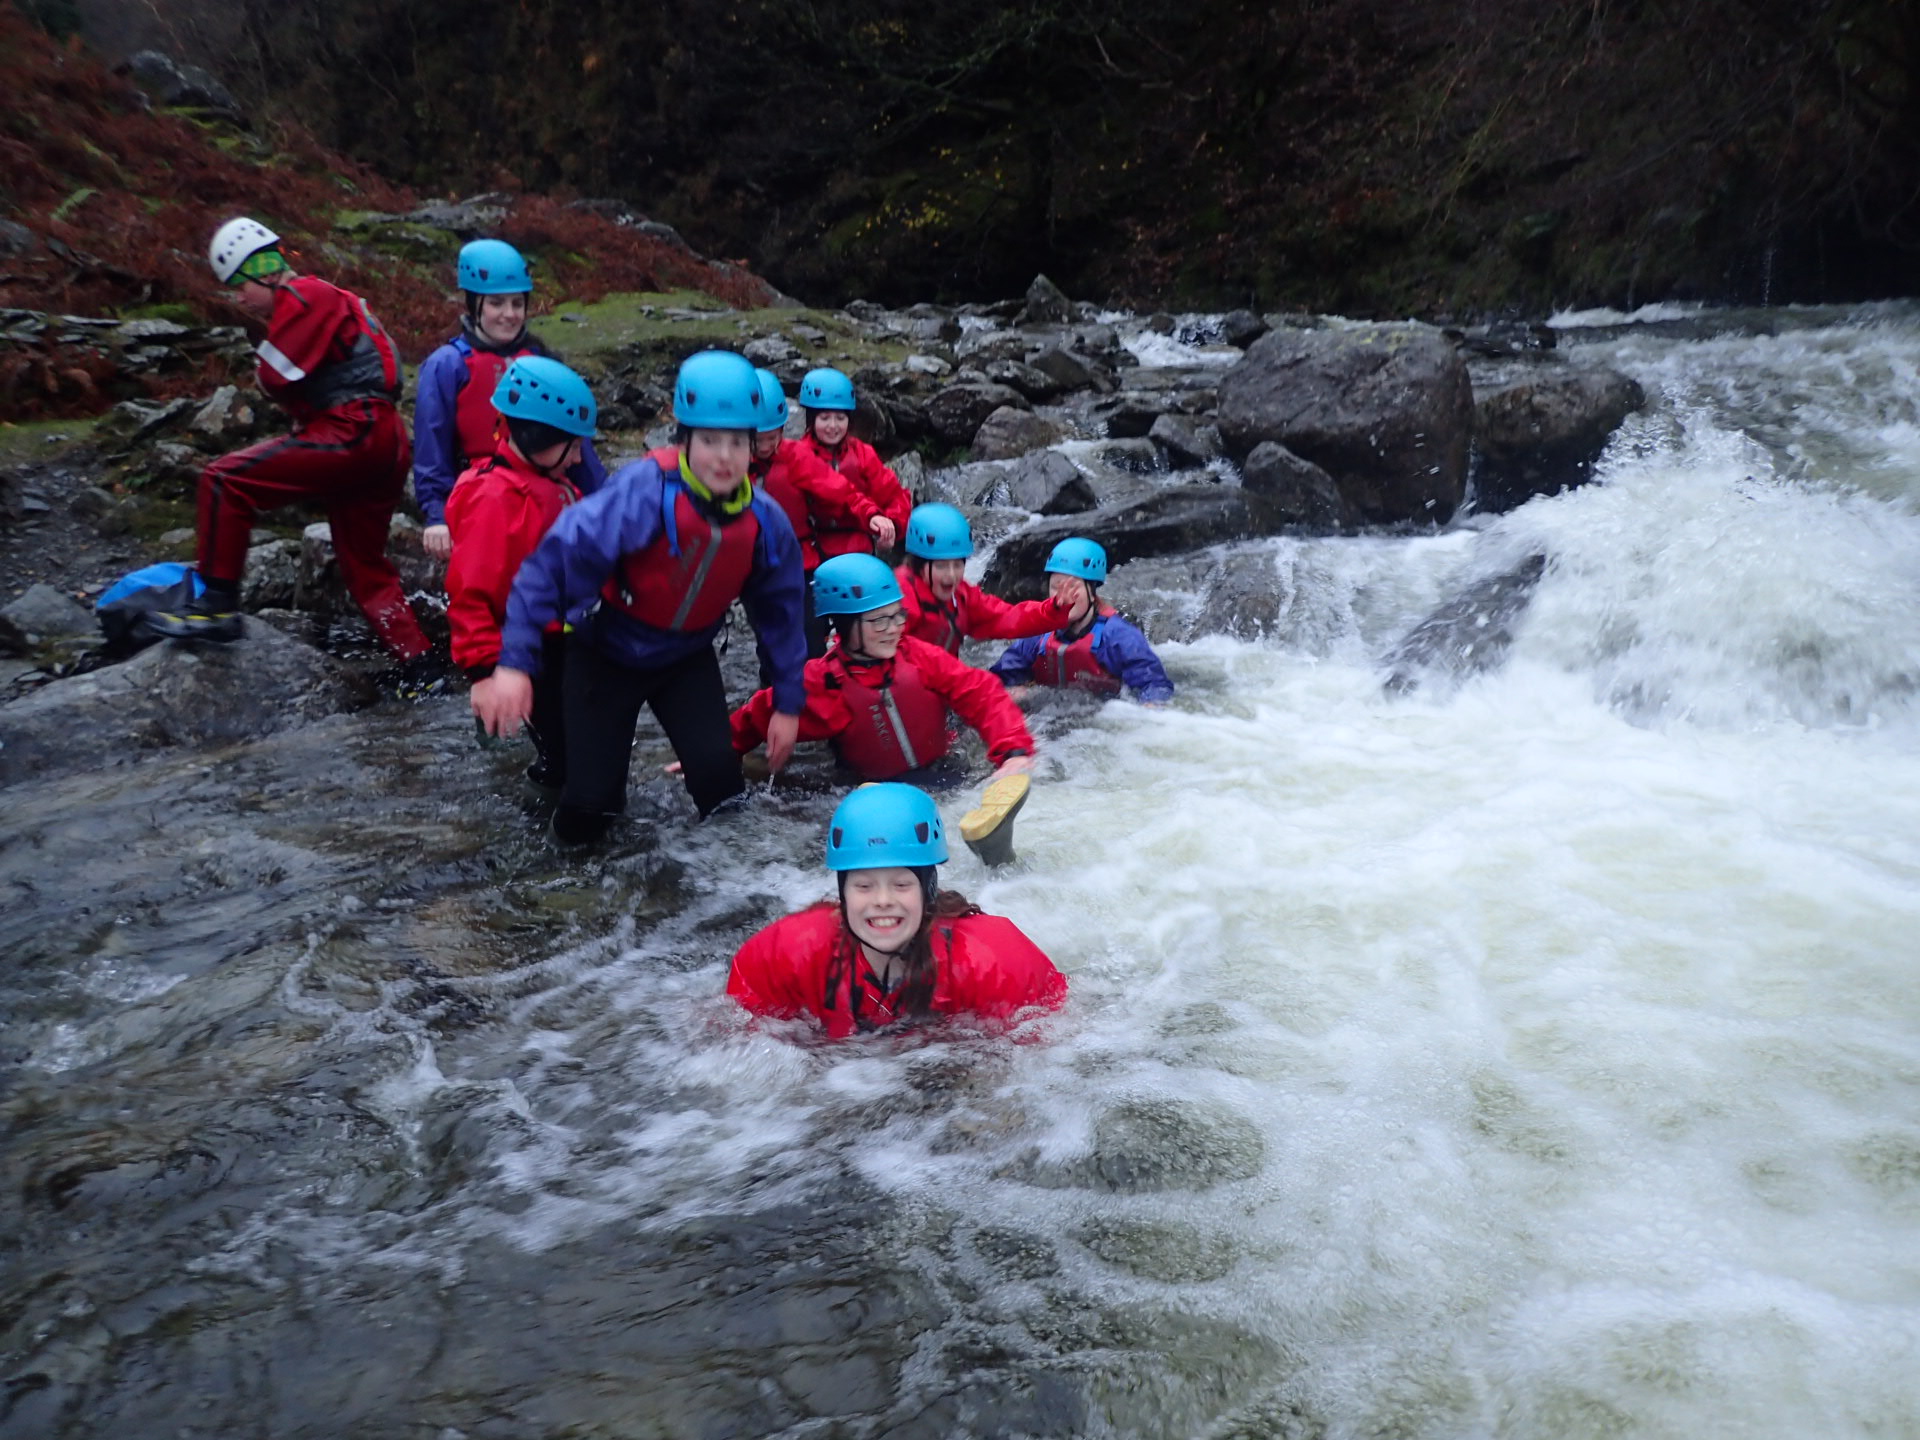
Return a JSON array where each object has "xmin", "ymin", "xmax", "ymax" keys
[
  {"xmin": 897, "ymin": 502, "xmax": 1070, "ymax": 655},
  {"xmin": 730, "ymin": 553, "xmax": 1035, "ymax": 786},
  {"xmin": 795, "ymin": 367, "xmax": 913, "ymax": 653},
  {"xmin": 727, "ymin": 783, "xmax": 1067, "ymax": 1038},
  {"xmin": 751, "ymin": 368, "xmax": 896, "ymax": 679},
  {"xmin": 149, "ymin": 217, "xmax": 430, "ymax": 664},
  {"xmin": 449, "ymin": 356, "xmax": 597, "ymax": 788}
]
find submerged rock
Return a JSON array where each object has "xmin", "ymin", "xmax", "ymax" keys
[
  {"xmin": 0, "ymin": 620, "xmax": 374, "ymax": 786},
  {"xmin": 1382, "ymin": 551, "xmax": 1549, "ymax": 695}
]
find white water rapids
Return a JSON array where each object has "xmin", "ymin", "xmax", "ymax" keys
[{"xmin": 233, "ymin": 305, "xmax": 1920, "ymax": 1436}]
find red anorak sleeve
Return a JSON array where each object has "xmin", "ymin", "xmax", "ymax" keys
[
  {"xmin": 954, "ymin": 584, "xmax": 1073, "ymax": 643},
  {"xmin": 909, "ymin": 639, "xmax": 1034, "ymax": 765},
  {"xmin": 780, "ymin": 440, "xmax": 879, "ymax": 525},
  {"xmin": 730, "ymin": 656, "xmax": 851, "ymax": 754},
  {"xmin": 843, "ymin": 439, "xmax": 913, "ymax": 533}
]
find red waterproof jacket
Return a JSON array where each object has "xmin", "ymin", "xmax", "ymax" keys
[
  {"xmin": 798, "ymin": 433, "xmax": 913, "ymax": 560},
  {"xmin": 897, "ymin": 565, "xmax": 1071, "ymax": 656},
  {"xmin": 727, "ymin": 904, "xmax": 1067, "ymax": 1038},
  {"xmin": 729, "ymin": 634, "xmax": 1032, "ymax": 776},
  {"xmin": 254, "ymin": 276, "xmax": 401, "ymax": 424},
  {"xmin": 755, "ymin": 440, "xmax": 881, "ymax": 571},
  {"xmin": 444, "ymin": 449, "xmax": 577, "ymax": 672}
]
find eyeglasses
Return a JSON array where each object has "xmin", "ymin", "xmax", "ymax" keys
[{"xmin": 862, "ymin": 611, "xmax": 909, "ymax": 632}]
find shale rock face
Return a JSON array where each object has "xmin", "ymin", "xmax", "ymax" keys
[
  {"xmin": 1217, "ymin": 324, "xmax": 1474, "ymax": 525},
  {"xmin": 0, "ymin": 621, "xmax": 373, "ymax": 787}
]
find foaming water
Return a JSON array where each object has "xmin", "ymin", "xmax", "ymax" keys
[{"xmin": 10, "ymin": 313, "xmax": 1920, "ymax": 1438}]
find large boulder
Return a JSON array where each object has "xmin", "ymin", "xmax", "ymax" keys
[
  {"xmin": 1471, "ymin": 366, "xmax": 1646, "ymax": 513},
  {"xmin": 924, "ymin": 382, "xmax": 1028, "ymax": 445},
  {"xmin": 1240, "ymin": 442, "xmax": 1354, "ymax": 534},
  {"xmin": 981, "ymin": 487, "xmax": 1285, "ymax": 597},
  {"xmin": 0, "ymin": 620, "xmax": 373, "ymax": 787},
  {"xmin": 1217, "ymin": 324, "xmax": 1474, "ymax": 524},
  {"xmin": 969, "ymin": 406, "xmax": 1068, "ymax": 461}
]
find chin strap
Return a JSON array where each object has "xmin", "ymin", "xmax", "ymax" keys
[{"xmin": 679, "ymin": 452, "xmax": 754, "ymax": 516}]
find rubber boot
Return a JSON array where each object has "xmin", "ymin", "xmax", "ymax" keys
[{"xmin": 959, "ymin": 772, "xmax": 1029, "ymax": 868}]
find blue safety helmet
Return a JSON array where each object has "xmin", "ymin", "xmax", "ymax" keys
[
  {"xmin": 493, "ymin": 355, "xmax": 597, "ymax": 437},
  {"xmin": 798, "ymin": 367, "xmax": 857, "ymax": 411},
  {"xmin": 812, "ymin": 553, "xmax": 902, "ymax": 616},
  {"xmin": 457, "ymin": 239, "xmax": 533, "ymax": 295},
  {"xmin": 674, "ymin": 350, "xmax": 763, "ymax": 429},
  {"xmin": 1045, "ymin": 536, "xmax": 1108, "ymax": 584},
  {"xmin": 754, "ymin": 368, "xmax": 789, "ymax": 432},
  {"xmin": 904, "ymin": 503, "xmax": 974, "ymax": 561},
  {"xmin": 826, "ymin": 783, "xmax": 948, "ymax": 870}
]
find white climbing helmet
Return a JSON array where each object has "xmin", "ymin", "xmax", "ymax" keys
[{"xmin": 208, "ymin": 217, "xmax": 280, "ymax": 284}]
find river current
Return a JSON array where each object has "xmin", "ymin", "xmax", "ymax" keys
[{"xmin": 4, "ymin": 303, "xmax": 1919, "ymax": 1438}]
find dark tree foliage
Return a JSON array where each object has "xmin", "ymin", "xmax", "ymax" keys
[{"xmin": 228, "ymin": 0, "xmax": 1918, "ymax": 312}]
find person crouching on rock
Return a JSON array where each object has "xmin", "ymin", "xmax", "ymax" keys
[
  {"xmin": 729, "ymin": 552, "xmax": 1040, "ymax": 866},
  {"xmin": 897, "ymin": 502, "xmax": 1071, "ymax": 656},
  {"xmin": 150, "ymin": 216, "xmax": 432, "ymax": 668},
  {"xmin": 989, "ymin": 538, "xmax": 1174, "ymax": 705},
  {"xmin": 727, "ymin": 783, "xmax": 1067, "ymax": 1037},
  {"xmin": 794, "ymin": 366, "xmax": 913, "ymax": 655},
  {"xmin": 412, "ymin": 240, "xmax": 606, "ymax": 562},
  {"xmin": 472, "ymin": 349, "xmax": 806, "ymax": 844},
  {"xmin": 450, "ymin": 356, "xmax": 598, "ymax": 791}
]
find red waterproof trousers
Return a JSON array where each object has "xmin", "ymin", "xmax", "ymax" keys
[{"xmin": 196, "ymin": 397, "xmax": 429, "ymax": 660}]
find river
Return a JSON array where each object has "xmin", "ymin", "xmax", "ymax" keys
[{"xmin": 4, "ymin": 302, "xmax": 1919, "ymax": 1438}]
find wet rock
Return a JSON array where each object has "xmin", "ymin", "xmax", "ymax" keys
[
  {"xmin": 925, "ymin": 382, "xmax": 1028, "ymax": 445},
  {"xmin": 1146, "ymin": 312, "xmax": 1177, "ymax": 335},
  {"xmin": 1240, "ymin": 441, "xmax": 1354, "ymax": 534},
  {"xmin": 2, "ymin": 583, "xmax": 94, "ymax": 640},
  {"xmin": 1019, "ymin": 274, "xmax": 1074, "ymax": 325},
  {"xmin": 1100, "ymin": 396, "xmax": 1165, "ymax": 440},
  {"xmin": 1383, "ymin": 552, "xmax": 1549, "ymax": 695},
  {"xmin": 1092, "ymin": 439, "xmax": 1165, "ymax": 475},
  {"xmin": 242, "ymin": 539, "xmax": 303, "ymax": 610},
  {"xmin": 1471, "ymin": 365, "xmax": 1645, "ymax": 513},
  {"xmin": 1148, "ymin": 414, "xmax": 1223, "ymax": 469},
  {"xmin": 0, "ymin": 219, "xmax": 37, "ymax": 255},
  {"xmin": 905, "ymin": 353, "xmax": 953, "ymax": 378},
  {"xmin": 1025, "ymin": 345, "xmax": 1109, "ymax": 394},
  {"xmin": 981, "ymin": 487, "xmax": 1283, "ymax": 597},
  {"xmin": 69, "ymin": 485, "xmax": 117, "ymax": 520},
  {"xmin": 1217, "ymin": 323, "xmax": 1474, "ymax": 524},
  {"xmin": 1221, "ymin": 309, "xmax": 1270, "ymax": 349},
  {"xmin": 969, "ymin": 406, "xmax": 1067, "ymax": 461},
  {"xmin": 1074, "ymin": 1217, "xmax": 1238, "ymax": 1283},
  {"xmin": 1004, "ymin": 451, "xmax": 1096, "ymax": 514},
  {"xmin": 981, "ymin": 358, "xmax": 1063, "ymax": 401},
  {"xmin": 100, "ymin": 396, "xmax": 196, "ymax": 448},
  {"xmin": 0, "ymin": 620, "xmax": 373, "ymax": 787}
]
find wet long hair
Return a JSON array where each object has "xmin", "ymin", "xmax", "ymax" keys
[{"xmin": 829, "ymin": 868, "xmax": 981, "ymax": 1021}]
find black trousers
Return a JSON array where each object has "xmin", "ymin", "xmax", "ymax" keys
[
  {"xmin": 556, "ymin": 636, "xmax": 743, "ymax": 840},
  {"xmin": 526, "ymin": 630, "xmax": 568, "ymax": 783}
]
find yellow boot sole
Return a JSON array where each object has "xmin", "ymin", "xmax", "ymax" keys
[{"xmin": 959, "ymin": 772, "xmax": 1030, "ymax": 867}]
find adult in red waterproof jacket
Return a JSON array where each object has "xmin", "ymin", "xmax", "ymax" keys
[
  {"xmin": 152, "ymin": 218, "xmax": 430, "ymax": 657},
  {"xmin": 731, "ymin": 632, "xmax": 1034, "ymax": 779},
  {"xmin": 726, "ymin": 782, "xmax": 1065, "ymax": 1038}
]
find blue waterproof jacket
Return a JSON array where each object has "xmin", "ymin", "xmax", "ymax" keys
[
  {"xmin": 413, "ymin": 332, "xmax": 607, "ymax": 525},
  {"xmin": 499, "ymin": 456, "xmax": 808, "ymax": 714},
  {"xmin": 990, "ymin": 611, "xmax": 1175, "ymax": 704}
]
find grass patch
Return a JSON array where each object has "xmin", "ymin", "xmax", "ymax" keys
[{"xmin": 0, "ymin": 415, "xmax": 102, "ymax": 466}]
